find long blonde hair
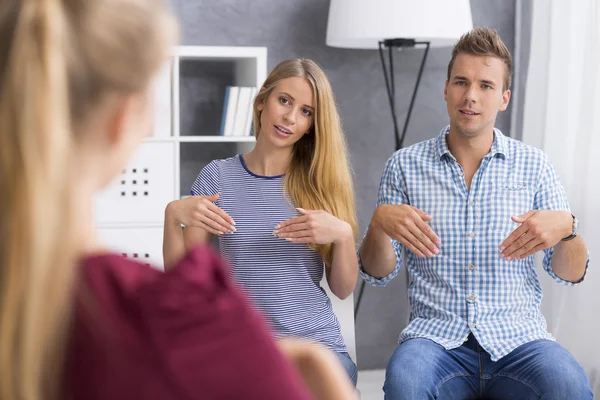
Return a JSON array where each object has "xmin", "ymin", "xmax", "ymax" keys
[
  {"xmin": 0, "ymin": 0, "xmax": 176, "ymax": 398},
  {"xmin": 252, "ymin": 59, "xmax": 358, "ymax": 265}
]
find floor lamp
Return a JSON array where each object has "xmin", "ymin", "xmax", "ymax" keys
[{"xmin": 326, "ymin": 0, "xmax": 473, "ymax": 318}]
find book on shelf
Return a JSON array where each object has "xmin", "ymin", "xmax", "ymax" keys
[
  {"xmin": 220, "ymin": 86, "xmax": 257, "ymax": 136},
  {"xmin": 243, "ymin": 87, "xmax": 257, "ymax": 137},
  {"xmin": 220, "ymin": 86, "xmax": 238, "ymax": 136}
]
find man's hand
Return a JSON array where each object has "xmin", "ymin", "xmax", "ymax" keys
[
  {"xmin": 499, "ymin": 210, "xmax": 572, "ymax": 261},
  {"xmin": 373, "ymin": 204, "xmax": 441, "ymax": 257}
]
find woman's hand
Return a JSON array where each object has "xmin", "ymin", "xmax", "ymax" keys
[
  {"xmin": 273, "ymin": 208, "xmax": 352, "ymax": 245},
  {"xmin": 166, "ymin": 193, "xmax": 235, "ymax": 235}
]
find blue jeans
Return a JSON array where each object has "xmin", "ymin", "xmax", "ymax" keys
[
  {"xmin": 335, "ymin": 351, "xmax": 358, "ymax": 387},
  {"xmin": 384, "ymin": 335, "xmax": 592, "ymax": 400}
]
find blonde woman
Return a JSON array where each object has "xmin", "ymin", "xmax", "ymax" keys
[
  {"xmin": 0, "ymin": 1, "xmax": 357, "ymax": 399},
  {"xmin": 164, "ymin": 58, "xmax": 359, "ymax": 385}
]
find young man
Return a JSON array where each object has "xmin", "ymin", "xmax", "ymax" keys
[{"xmin": 359, "ymin": 27, "xmax": 592, "ymax": 399}]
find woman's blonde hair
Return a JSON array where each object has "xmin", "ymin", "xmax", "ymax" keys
[
  {"xmin": 252, "ymin": 59, "xmax": 358, "ymax": 265},
  {"xmin": 0, "ymin": 0, "xmax": 176, "ymax": 398}
]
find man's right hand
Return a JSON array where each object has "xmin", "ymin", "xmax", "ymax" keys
[
  {"xmin": 372, "ymin": 204, "xmax": 441, "ymax": 257},
  {"xmin": 166, "ymin": 193, "xmax": 236, "ymax": 236}
]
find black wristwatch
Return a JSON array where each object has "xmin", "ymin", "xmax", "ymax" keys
[{"xmin": 561, "ymin": 214, "xmax": 579, "ymax": 241}]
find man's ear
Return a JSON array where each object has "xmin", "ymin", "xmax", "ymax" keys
[
  {"xmin": 444, "ymin": 80, "xmax": 449, "ymax": 101},
  {"xmin": 499, "ymin": 89, "xmax": 511, "ymax": 111}
]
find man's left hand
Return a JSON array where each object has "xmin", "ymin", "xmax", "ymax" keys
[{"xmin": 499, "ymin": 210, "xmax": 572, "ymax": 261}]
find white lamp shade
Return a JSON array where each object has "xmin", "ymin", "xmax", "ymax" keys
[{"xmin": 326, "ymin": 0, "xmax": 473, "ymax": 49}]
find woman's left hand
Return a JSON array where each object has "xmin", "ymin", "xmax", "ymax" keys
[{"xmin": 273, "ymin": 208, "xmax": 352, "ymax": 245}]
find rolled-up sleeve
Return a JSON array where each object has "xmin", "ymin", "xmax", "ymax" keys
[
  {"xmin": 359, "ymin": 154, "xmax": 408, "ymax": 287},
  {"xmin": 534, "ymin": 157, "xmax": 589, "ymax": 286}
]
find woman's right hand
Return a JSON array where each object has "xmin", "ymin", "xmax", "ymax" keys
[{"xmin": 166, "ymin": 193, "xmax": 236, "ymax": 235}]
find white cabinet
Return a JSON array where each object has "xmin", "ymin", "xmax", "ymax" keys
[
  {"xmin": 94, "ymin": 142, "xmax": 176, "ymax": 225},
  {"xmin": 96, "ymin": 227, "xmax": 164, "ymax": 271}
]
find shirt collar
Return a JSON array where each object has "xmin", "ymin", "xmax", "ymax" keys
[{"xmin": 435, "ymin": 125, "xmax": 510, "ymax": 161}]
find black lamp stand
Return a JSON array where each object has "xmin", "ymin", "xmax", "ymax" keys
[{"xmin": 354, "ymin": 38, "xmax": 431, "ymax": 318}]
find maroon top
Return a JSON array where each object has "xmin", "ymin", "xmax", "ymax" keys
[{"xmin": 67, "ymin": 245, "xmax": 313, "ymax": 400}]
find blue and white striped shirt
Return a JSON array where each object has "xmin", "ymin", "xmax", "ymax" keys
[
  {"xmin": 360, "ymin": 126, "xmax": 589, "ymax": 361},
  {"xmin": 191, "ymin": 155, "xmax": 346, "ymax": 353}
]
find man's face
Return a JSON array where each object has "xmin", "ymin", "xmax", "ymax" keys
[{"xmin": 444, "ymin": 53, "xmax": 511, "ymax": 138}]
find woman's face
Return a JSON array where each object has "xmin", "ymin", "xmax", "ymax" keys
[{"xmin": 257, "ymin": 76, "xmax": 315, "ymax": 149}]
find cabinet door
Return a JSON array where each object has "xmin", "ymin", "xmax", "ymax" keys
[
  {"xmin": 94, "ymin": 142, "xmax": 175, "ymax": 225},
  {"xmin": 96, "ymin": 226, "xmax": 164, "ymax": 271}
]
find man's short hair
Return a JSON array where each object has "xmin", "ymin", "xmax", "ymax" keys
[{"xmin": 447, "ymin": 27, "xmax": 513, "ymax": 91}]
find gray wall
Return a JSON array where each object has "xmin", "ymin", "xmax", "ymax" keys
[{"xmin": 171, "ymin": 0, "xmax": 529, "ymax": 369}]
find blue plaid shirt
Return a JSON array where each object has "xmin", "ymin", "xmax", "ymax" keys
[{"xmin": 360, "ymin": 126, "xmax": 590, "ymax": 361}]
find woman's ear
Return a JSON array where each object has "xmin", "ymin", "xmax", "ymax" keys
[
  {"xmin": 105, "ymin": 92, "xmax": 149, "ymax": 147},
  {"xmin": 105, "ymin": 95, "xmax": 133, "ymax": 146},
  {"xmin": 256, "ymin": 97, "xmax": 265, "ymax": 112}
]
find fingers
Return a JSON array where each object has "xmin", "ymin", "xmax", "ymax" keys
[
  {"xmin": 275, "ymin": 215, "xmax": 308, "ymax": 230},
  {"xmin": 284, "ymin": 238, "xmax": 314, "ymax": 243},
  {"xmin": 413, "ymin": 217, "xmax": 441, "ymax": 247},
  {"xmin": 401, "ymin": 234, "xmax": 429, "ymax": 257},
  {"xmin": 402, "ymin": 210, "xmax": 441, "ymax": 257},
  {"xmin": 195, "ymin": 214, "xmax": 231, "ymax": 235},
  {"xmin": 500, "ymin": 223, "xmax": 528, "ymax": 252},
  {"xmin": 410, "ymin": 206, "xmax": 433, "ymax": 222},
  {"xmin": 204, "ymin": 200, "xmax": 235, "ymax": 224},
  {"xmin": 382, "ymin": 207, "xmax": 441, "ymax": 258},
  {"xmin": 275, "ymin": 221, "xmax": 312, "ymax": 235},
  {"xmin": 390, "ymin": 221, "xmax": 436, "ymax": 258},
  {"xmin": 278, "ymin": 230, "xmax": 314, "ymax": 243},
  {"xmin": 408, "ymin": 223, "xmax": 440, "ymax": 256},
  {"xmin": 397, "ymin": 231, "xmax": 429, "ymax": 257},
  {"xmin": 274, "ymin": 212, "xmax": 321, "ymax": 243},
  {"xmin": 276, "ymin": 229, "xmax": 312, "ymax": 238},
  {"xmin": 204, "ymin": 201, "xmax": 235, "ymax": 228},
  {"xmin": 186, "ymin": 199, "xmax": 234, "ymax": 233},
  {"xmin": 274, "ymin": 220, "xmax": 313, "ymax": 242},
  {"xmin": 509, "ymin": 237, "xmax": 543, "ymax": 260},
  {"xmin": 516, "ymin": 243, "xmax": 545, "ymax": 260},
  {"xmin": 205, "ymin": 192, "xmax": 221, "ymax": 202},
  {"xmin": 406, "ymin": 227, "xmax": 437, "ymax": 257},
  {"xmin": 202, "ymin": 208, "xmax": 234, "ymax": 232},
  {"xmin": 500, "ymin": 232, "xmax": 538, "ymax": 261},
  {"xmin": 511, "ymin": 210, "xmax": 536, "ymax": 224},
  {"xmin": 408, "ymin": 207, "xmax": 440, "ymax": 245}
]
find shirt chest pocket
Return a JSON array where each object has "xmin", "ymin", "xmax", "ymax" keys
[{"xmin": 488, "ymin": 180, "xmax": 534, "ymax": 233}]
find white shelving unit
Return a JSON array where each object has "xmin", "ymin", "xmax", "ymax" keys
[
  {"xmin": 172, "ymin": 46, "xmax": 265, "ymax": 198},
  {"xmin": 94, "ymin": 45, "xmax": 265, "ymax": 266},
  {"xmin": 93, "ymin": 45, "xmax": 357, "ymax": 362}
]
